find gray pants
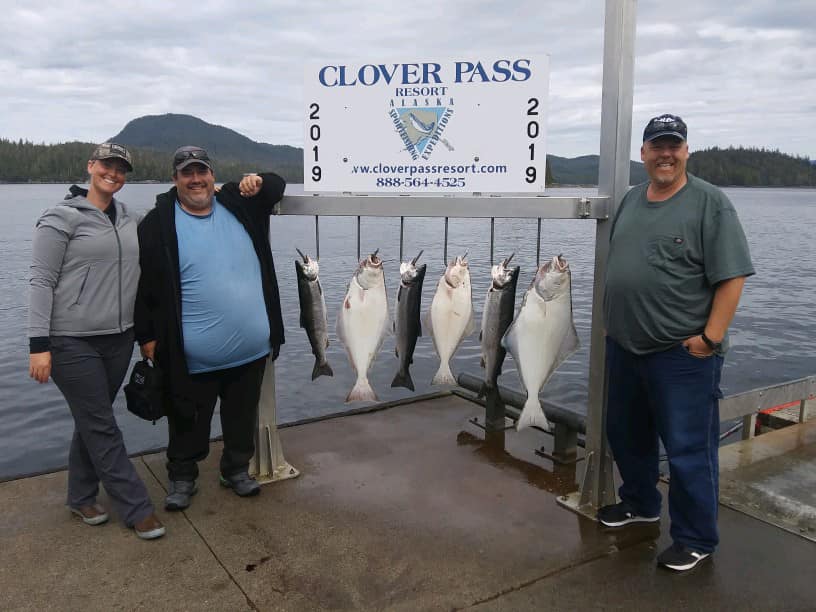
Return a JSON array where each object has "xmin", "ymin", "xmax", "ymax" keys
[{"xmin": 50, "ymin": 330, "xmax": 154, "ymax": 527}]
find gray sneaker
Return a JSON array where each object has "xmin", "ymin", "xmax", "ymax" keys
[
  {"xmin": 165, "ymin": 480, "xmax": 198, "ymax": 511},
  {"xmin": 219, "ymin": 472, "xmax": 261, "ymax": 497}
]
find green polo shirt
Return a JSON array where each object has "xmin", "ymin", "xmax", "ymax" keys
[{"xmin": 604, "ymin": 173, "xmax": 754, "ymax": 355}]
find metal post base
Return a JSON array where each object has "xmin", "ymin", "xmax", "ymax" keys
[
  {"xmin": 251, "ymin": 424, "xmax": 300, "ymax": 484},
  {"xmin": 534, "ymin": 447, "xmax": 584, "ymax": 466},
  {"xmin": 468, "ymin": 416, "xmax": 515, "ymax": 432},
  {"xmin": 249, "ymin": 357, "xmax": 300, "ymax": 485},
  {"xmin": 556, "ymin": 491, "xmax": 600, "ymax": 521}
]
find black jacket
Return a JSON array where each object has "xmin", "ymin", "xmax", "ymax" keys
[{"xmin": 134, "ymin": 173, "xmax": 286, "ymax": 416}]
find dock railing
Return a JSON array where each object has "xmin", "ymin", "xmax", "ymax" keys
[{"xmin": 720, "ymin": 375, "xmax": 816, "ymax": 440}]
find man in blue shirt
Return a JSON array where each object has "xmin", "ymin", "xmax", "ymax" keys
[{"xmin": 135, "ymin": 146, "xmax": 286, "ymax": 510}]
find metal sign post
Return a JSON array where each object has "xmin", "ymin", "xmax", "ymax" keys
[
  {"xmin": 558, "ymin": 0, "xmax": 638, "ymax": 517},
  {"xmin": 250, "ymin": 358, "xmax": 300, "ymax": 484}
]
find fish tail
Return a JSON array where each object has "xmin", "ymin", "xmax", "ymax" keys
[
  {"xmin": 346, "ymin": 378, "xmax": 378, "ymax": 403},
  {"xmin": 390, "ymin": 368, "xmax": 415, "ymax": 392},
  {"xmin": 311, "ymin": 359, "xmax": 334, "ymax": 380},
  {"xmin": 431, "ymin": 362, "xmax": 457, "ymax": 386},
  {"xmin": 515, "ymin": 396, "xmax": 551, "ymax": 432}
]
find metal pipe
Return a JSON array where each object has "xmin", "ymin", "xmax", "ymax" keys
[
  {"xmin": 314, "ymin": 215, "xmax": 320, "ymax": 260},
  {"xmin": 536, "ymin": 218, "xmax": 542, "ymax": 267},
  {"xmin": 400, "ymin": 216, "xmax": 405, "ymax": 261},
  {"xmin": 356, "ymin": 215, "xmax": 361, "ymax": 261},
  {"xmin": 443, "ymin": 217, "xmax": 449, "ymax": 265},
  {"xmin": 490, "ymin": 217, "xmax": 495, "ymax": 266}
]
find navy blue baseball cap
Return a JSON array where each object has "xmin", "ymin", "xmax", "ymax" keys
[{"xmin": 643, "ymin": 114, "xmax": 687, "ymax": 142}]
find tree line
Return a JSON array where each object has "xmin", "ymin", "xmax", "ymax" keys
[
  {"xmin": 687, "ymin": 146, "xmax": 814, "ymax": 187},
  {"xmin": 2, "ymin": 138, "xmax": 813, "ymax": 187},
  {"xmin": 0, "ymin": 139, "xmax": 304, "ymax": 184}
]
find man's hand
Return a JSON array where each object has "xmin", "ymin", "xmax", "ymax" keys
[
  {"xmin": 682, "ymin": 335, "xmax": 714, "ymax": 358},
  {"xmin": 29, "ymin": 351, "xmax": 52, "ymax": 383},
  {"xmin": 239, "ymin": 174, "xmax": 263, "ymax": 198},
  {"xmin": 141, "ymin": 340, "xmax": 157, "ymax": 361},
  {"xmin": 271, "ymin": 344, "xmax": 280, "ymax": 361}
]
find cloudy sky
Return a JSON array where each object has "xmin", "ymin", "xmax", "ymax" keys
[{"xmin": 1, "ymin": 0, "xmax": 813, "ymax": 160}]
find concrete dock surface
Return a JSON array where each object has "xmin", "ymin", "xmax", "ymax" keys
[{"xmin": 1, "ymin": 394, "xmax": 815, "ymax": 611}]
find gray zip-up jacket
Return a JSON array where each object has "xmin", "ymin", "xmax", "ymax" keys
[{"xmin": 28, "ymin": 191, "xmax": 140, "ymax": 341}]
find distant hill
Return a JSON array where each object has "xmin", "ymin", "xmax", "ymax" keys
[
  {"xmin": 110, "ymin": 114, "xmax": 301, "ymax": 173},
  {"xmin": 547, "ymin": 154, "xmax": 647, "ymax": 186}
]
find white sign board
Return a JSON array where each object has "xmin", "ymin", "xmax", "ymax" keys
[{"xmin": 304, "ymin": 56, "xmax": 549, "ymax": 194}]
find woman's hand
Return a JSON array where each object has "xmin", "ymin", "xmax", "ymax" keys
[{"xmin": 29, "ymin": 352, "xmax": 52, "ymax": 383}]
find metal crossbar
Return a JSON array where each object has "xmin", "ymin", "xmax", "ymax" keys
[{"xmin": 276, "ymin": 194, "xmax": 609, "ymax": 219}]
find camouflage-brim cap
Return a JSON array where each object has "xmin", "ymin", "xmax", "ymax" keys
[{"xmin": 90, "ymin": 142, "xmax": 134, "ymax": 171}]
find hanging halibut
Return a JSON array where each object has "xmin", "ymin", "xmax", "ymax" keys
[
  {"xmin": 295, "ymin": 248, "xmax": 333, "ymax": 380},
  {"xmin": 336, "ymin": 251, "xmax": 390, "ymax": 402},
  {"xmin": 391, "ymin": 251, "xmax": 427, "ymax": 392},
  {"xmin": 502, "ymin": 255, "xmax": 579, "ymax": 431},
  {"xmin": 479, "ymin": 254, "xmax": 520, "ymax": 398},
  {"xmin": 425, "ymin": 254, "xmax": 474, "ymax": 386}
]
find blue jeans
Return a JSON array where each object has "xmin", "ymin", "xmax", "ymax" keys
[{"xmin": 605, "ymin": 336, "xmax": 723, "ymax": 553}]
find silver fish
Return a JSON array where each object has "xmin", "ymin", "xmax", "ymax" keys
[
  {"xmin": 295, "ymin": 249, "xmax": 333, "ymax": 380},
  {"xmin": 336, "ymin": 250, "xmax": 390, "ymax": 402},
  {"xmin": 501, "ymin": 255, "xmax": 579, "ymax": 431},
  {"xmin": 425, "ymin": 254, "xmax": 474, "ymax": 386},
  {"xmin": 479, "ymin": 254, "xmax": 520, "ymax": 398},
  {"xmin": 391, "ymin": 251, "xmax": 427, "ymax": 391}
]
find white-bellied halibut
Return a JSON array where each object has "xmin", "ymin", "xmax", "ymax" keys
[
  {"xmin": 391, "ymin": 251, "xmax": 427, "ymax": 391},
  {"xmin": 295, "ymin": 249, "xmax": 333, "ymax": 380},
  {"xmin": 336, "ymin": 251, "xmax": 390, "ymax": 402},
  {"xmin": 479, "ymin": 254, "xmax": 520, "ymax": 397},
  {"xmin": 425, "ymin": 254, "xmax": 474, "ymax": 386},
  {"xmin": 502, "ymin": 255, "xmax": 579, "ymax": 431}
]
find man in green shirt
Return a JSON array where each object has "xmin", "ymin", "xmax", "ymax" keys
[{"xmin": 598, "ymin": 114, "xmax": 754, "ymax": 572}]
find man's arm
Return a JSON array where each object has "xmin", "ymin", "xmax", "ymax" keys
[
  {"xmin": 684, "ymin": 276, "xmax": 747, "ymax": 356},
  {"xmin": 134, "ymin": 217, "xmax": 159, "ymax": 358}
]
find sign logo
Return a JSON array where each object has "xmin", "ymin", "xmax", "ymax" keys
[{"xmin": 389, "ymin": 104, "xmax": 454, "ymax": 161}]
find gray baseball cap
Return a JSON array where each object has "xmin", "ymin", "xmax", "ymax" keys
[
  {"xmin": 643, "ymin": 114, "xmax": 687, "ymax": 142},
  {"xmin": 90, "ymin": 142, "xmax": 133, "ymax": 171},
  {"xmin": 172, "ymin": 145, "xmax": 213, "ymax": 172}
]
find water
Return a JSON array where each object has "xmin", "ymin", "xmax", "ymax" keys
[{"xmin": 1, "ymin": 184, "xmax": 814, "ymax": 480}]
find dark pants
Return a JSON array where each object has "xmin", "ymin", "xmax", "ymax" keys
[
  {"xmin": 166, "ymin": 356, "xmax": 266, "ymax": 482},
  {"xmin": 50, "ymin": 330, "xmax": 154, "ymax": 527},
  {"xmin": 605, "ymin": 337, "xmax": 723, "ymax": 553}
]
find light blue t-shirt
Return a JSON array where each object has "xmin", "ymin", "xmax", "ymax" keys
[{"xmin": 175, "ymin": 199, "xmax": 270, "ymax": 373}]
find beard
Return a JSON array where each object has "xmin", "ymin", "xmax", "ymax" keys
[{"xmin": 178, "ymin": 187, "xmax": 213, "ymax": 212}]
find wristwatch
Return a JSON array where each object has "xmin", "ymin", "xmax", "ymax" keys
[{"xmin": 701, "ymin": 332, "xmax": 722, "ymax": 352}]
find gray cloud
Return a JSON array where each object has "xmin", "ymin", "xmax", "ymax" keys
[{"xmin": 0, "ymin": 0, "xmax": 813, "ymax": 160}]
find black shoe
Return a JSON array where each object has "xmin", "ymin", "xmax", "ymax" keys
[
  {"xmin": 597, "ymin": 502, "xmax": 660, "ymax": 527},
  {"xmin": 220, "ymin": 471, "xmax": 261, "ymax": 497},
  {"xmin": 165, "ymin": 480, "xmax": 198, "ymax": 511},
  {"xmin": 657, "ymin": 542, "xmax": 711, "ymax": 571}
]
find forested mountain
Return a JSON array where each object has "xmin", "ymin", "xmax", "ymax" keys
[
  {"xmin": 687, "ymin": 147, "xmax": 815, "ymax": 187},
  {"xmin": 1, "ymin": 116, "xmax": 813, "ymax": 187},
  {"xmin": 110, "ymin": 114, "xmax": 301, "ymax": 174}
]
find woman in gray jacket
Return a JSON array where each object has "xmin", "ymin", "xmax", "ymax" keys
[{"xmin": 28, "ymin": 143, "xmax": 164, "ymax": 540}]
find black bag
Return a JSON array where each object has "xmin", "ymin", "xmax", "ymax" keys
[{"xmin": 124, "ymin": 359, "xmax": 164, "ymax": 423}]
